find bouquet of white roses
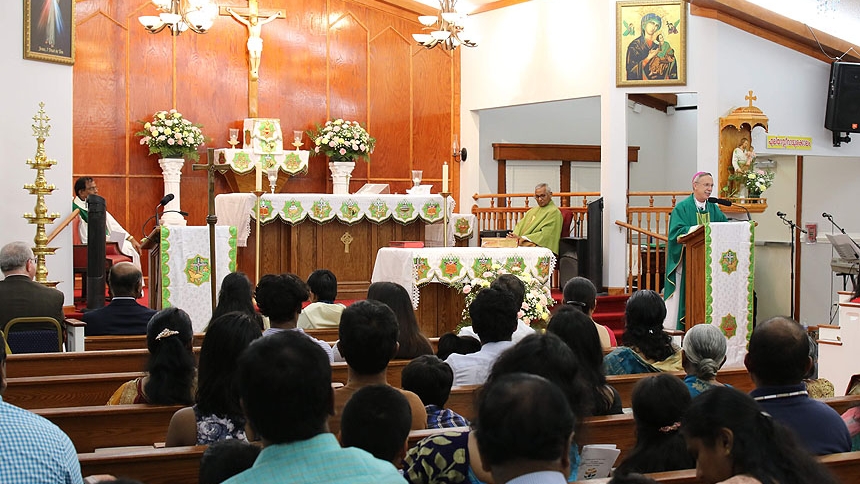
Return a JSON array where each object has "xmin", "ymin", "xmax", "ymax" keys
[
  {"xmin": 308, "ymin": 118, "xmax": 376, "ymax": 163},
  {"xmin": 455, "ymin": 264, "xmax": 554, "ymax": 332},
  {"xmin": 136, "ymin": 109, "xmax": 206, "ymax": 161}
]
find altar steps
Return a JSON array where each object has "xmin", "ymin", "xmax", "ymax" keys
[{"xmin": 551, "ymin": 289, "xmax": 628, "ymax": 342}]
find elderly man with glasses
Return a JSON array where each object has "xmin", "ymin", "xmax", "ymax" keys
[
  {"xmin": 507, "ymin": 183, "xmax": 563, "ymax": 254},
  {"xmin": 0, "ymin": 241, "xmax": 65, "ymax": 335}
]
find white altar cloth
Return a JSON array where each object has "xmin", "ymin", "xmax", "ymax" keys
[{"xmin": 372, "ymin": 247, "xmax": 556, "ymax": 308}]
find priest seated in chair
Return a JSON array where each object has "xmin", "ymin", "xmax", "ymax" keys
[
  {"xmin": 507, "ymin": 183, "xmax": 563, "ymax": 254},
  {"xmin": 73, "ymin": 176, "xmax": 141, "ymax": 270}
]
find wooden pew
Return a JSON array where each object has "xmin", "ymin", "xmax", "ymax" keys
[
  {"xmin": 78, "ymin": 445, "xmax": 207, "ymax": 484},
  {"xmin": 85, "ymin": 333, "xmax": 205, "ymax": 351},
  {"xmin": 447, "ymin": 384, "xmax": 482, "ymax": 421},
  {"xmin": 304, "ymin": 328, "xmax": 340, "ymax": 341},
  {"xmin": 608, "ymin": 367, "xmax": 754, "ymax": 408},
  {"xmin": 6, "ymin": 347, "xmax": 201, "ymax": 379},
  {"xmin": 331, "ymin": 359, "xmax": 411, "ymax": 387},
  {"xmin": 822, "ymin": 394, "xmax": 860, "ymax": 415},
  {"xmin": 36, "ymin": 404, "xmax": 182, "ymax": 453},
  {"xmin": 571, "ymin": 451, "xmax": 860, "ymax": 484},
  {"xmin": 3, "ymin": 372, "xmax": 142, "ymax": 409}
]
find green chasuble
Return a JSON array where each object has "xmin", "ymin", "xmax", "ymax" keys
[
  {"xmin": 512, "ymin": 201, "xmax": 563, "ymax": 254},
  {"xmin": 663, "ymin": 194, "xmax": 727, "ymax": 329}
]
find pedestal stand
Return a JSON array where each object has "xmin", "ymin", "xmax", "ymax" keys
[
  {"xmin": 253, "ymin": 190, "xmax": 264, "ymax": 282},
  {"xmin": 159, "ymin": 157, "xmax": 187, "ymax": 226},
  {"xmin": 441, "ymin": 192, "xmax": 451, "ymax": 248}
]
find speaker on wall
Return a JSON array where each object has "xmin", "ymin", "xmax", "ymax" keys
[{"xmin": 825, "ymin": 61, "xmax": 860, "ymax": 133}]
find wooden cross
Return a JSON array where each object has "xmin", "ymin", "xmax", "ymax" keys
[
  {"xmin": 745, "ymin": 90, "xmax": 757, "ymax": 108},
  {"xmin": 220, "ymin": 1, "xmax": 285, "ymax": 117}
]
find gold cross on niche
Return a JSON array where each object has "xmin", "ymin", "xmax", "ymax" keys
[
  {"xmin": 220, "ymin": 1, "xmax": 285, "ymax": 117},
  {"xmin": 745, "ymin": 90, "xmax": 757, "ymax": 108},
  {"xmin": 340, "ymin": 232, "xmax": 354, "ymax": 254}
]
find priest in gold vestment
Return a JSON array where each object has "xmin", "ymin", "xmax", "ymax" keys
[{"xmin": 507, "ymin": 183, "xmax": 563, "ymax": 254}]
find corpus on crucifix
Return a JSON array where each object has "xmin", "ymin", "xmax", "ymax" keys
[{"xmin": 222, "ymin": 1, "xmax": 284, "ymax": 81}]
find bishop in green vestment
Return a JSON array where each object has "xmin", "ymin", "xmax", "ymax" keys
[
  {"xmin": 663, "ymin": 172, "xmax": 726, "ymax": 330},
  {"xmin": 508, "ymin": 183, "xmax": 563, "ymax": 254}
]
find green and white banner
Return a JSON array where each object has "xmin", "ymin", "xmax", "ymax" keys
[
  {"xmin": 704, "ymin": 221, "xmax": 755, "ymax": 368},
  {"xmin": 161, "ymin": 226, "xmax": 237, "ymax": 332}
]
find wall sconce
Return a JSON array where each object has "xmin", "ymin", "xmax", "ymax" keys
[
  {"xmin": 631, "ymin": 102, "xmax": 643, "ymax": 114},
  {"xmin": 452, "ymin": 135, "xmax": 467, "ymax": 162}
]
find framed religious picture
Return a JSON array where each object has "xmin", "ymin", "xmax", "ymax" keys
[
  {"xmin": 616, "ymin": 0, "xmax": 686, "ymax": 87},
  {"xmin": 24, "ymin": 0, "xmax": 75, "ymax": 65}
]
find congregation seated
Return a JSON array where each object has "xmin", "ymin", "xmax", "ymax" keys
[
  {"xmin": 0, "ymin": 332, "xmax": 83, "ymax": 483},
  {"xmin": 367, "ymin": 281, "xmax": 433, "ymax": 360},
  {"xmin": 548, "ymin": 306, "xmax": 622, "ymax": 416},
  {"xmin": 435, "ymin": 332, "xmax": 481, "ymax": 360},
  {"xmin": 0, "ymin": 241, "xmax": 65, "ymax": 334},
  {"xmin": 604, "ymin": 290, "xmax": 682, "ymax": 375},
  {"xmin": 613, "ymin": 374, "xmax": 694, "ymax": 476},
  {"xmin": 107, "ymin": 308, "xmax": 195, "ymax": 406},
  {"xmin": 475, "ymin": 373, "xmax": 575, "ymax": 484},
  {"xmin": 562, "ymin": 276, "xmax": 617, "ymax": 349},
  {"xmin": 681, "ymin": 386, "xmax": 839, "ymax": 484},
  {"xmin": 166, "ymin": 311, "xmax": 262, "ymax": 446},
  {"xmin": 198, "ymin": 439, "xmax": 261, "ymax": 484},
  {"xmin": 401, "ymin": 355, "xmax": 470, "ymax": 428},
  {"xmin": 458, "ymin": 274, "xmax": 536, "ymax": 344},
  {"xmin": 746, "ymin": 316, "xmax": 851, "ymax": 455},
  {"xmin": 209, "ymin": 271, "xmax": 262, "ymax": 331},
  {"xmin": 405, "ymin": 333, "xmax": 588, "ymax": 483},
  {"xmin": 682, "ymin": 323, "xmax": 728, "ymax": 397},
  {"xmin": 446, "ymin": 288, "xmax": 518, "ymax": 386},
  {"xmin": 223, "ymin": 331, "xmax": 404, "ymax": 483},
  {"xmin": 340, "ymin": 384, "xmax": 412, "ymax": 467},
  {"xmin": 82, "ymin": 262, "xmax": 155, "ymax": 336},
  {"xmin": 297, "ymin": 269, "xmax": 345, "ymax": 330},
  {"xmin": 256, "ymin": 273, "xmax": 333, "ymax": 362},
  {"xmin": 331, "ymin": 300, "xmax": 426, "ymax": 433}
]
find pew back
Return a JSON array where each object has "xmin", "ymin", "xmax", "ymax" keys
[
  {"xmin": 78, "ymin": 445, "xmax": 207, "ymax": 484},
  {"xmin": 4, "ymin": 372, "xmax": 142, "ymax": 409}
]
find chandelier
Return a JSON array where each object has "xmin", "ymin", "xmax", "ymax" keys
[
  {"xmin": 412, "ymin": 0, "xmax": 476, "ymax": 50},
  {"xmin": 138, "ymin": 0, "xmax": 218, "ymax": 36}
]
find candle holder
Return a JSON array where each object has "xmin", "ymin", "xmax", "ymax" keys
[
  {"xmin": 292, "ymin": 130, "xmax": 303, "ymax": 150},
  {"xmin": 452, "ymin": 134, "xmax": 467, "ymax": 162},
  {"xmin": 228, "ymin": 128, "xmax": 240, "ymax": 148},
  {"xmin": 440, "ymin": 192, "xmax": 451, "ymax": 248},
  {"xmin": 411, "ymin": 170, "xmax": 423, "ymax": 188},
  {"xmin": 266, "ymin": 166, "xmax": 279, "ymax": 194}
]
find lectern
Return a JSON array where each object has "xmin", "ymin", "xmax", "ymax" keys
[
  {"xmin": 140, "ymin": 227, "xmax": 162, "ymax": 310},
  {"xmin": 678, "ymin": 221, "xmax": 755, "ymax": 367}
]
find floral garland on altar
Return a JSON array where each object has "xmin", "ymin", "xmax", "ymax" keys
[{"xmin": 454, "ymin": 263, "xmax": 554, "ymax": 332}]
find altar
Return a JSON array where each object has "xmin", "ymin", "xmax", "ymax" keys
[
  {"xmin": 372, "ymin": 247, "xmax": 556, "ymax": 336},
  {"xmin": 215, "ymin": 193, "xmax": 455, "ymax": 300}
]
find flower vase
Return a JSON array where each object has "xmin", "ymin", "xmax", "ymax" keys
[
  {"xmin": 328, "ymin": 159, "xmax": 355, "ymax": 195},
  {"xmin": 158, "ymin": 157, "xmax": 187, "ymax": 225},
  {"xmin": 748, "ymin": 188, "xmax": 762, "ymax": 203}
]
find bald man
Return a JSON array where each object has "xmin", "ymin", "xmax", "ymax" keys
[
  {"xmin": 746, "ymin": 316, "xmax": 850, "ymax": 455},
  {"xmin": 81, "ymin": 262, "xmax": 156, "ymax": 336}
]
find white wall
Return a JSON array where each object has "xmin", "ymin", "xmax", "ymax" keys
[
  {"xmin": 461, "ymin": 0, "xmax": 860, "ymax": 309},
  {"xmin": 0, "ymin": 2, "xmax": 74, "ymax": 303}
]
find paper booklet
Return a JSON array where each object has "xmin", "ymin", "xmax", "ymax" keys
[{"xmin": 576, "ymin": 444, "xmax": 621, "ymax": 480}]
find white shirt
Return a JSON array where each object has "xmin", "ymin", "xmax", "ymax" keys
[
  {"xmin": 507, "ymin": 471, "xmax": 568, "ymax": 484},
  {"xmin": 297, "ymin": 302, "xmax": 346, "ymax": 329},
  {"xmin": 458, "ymin": 321, "xmax": 535, "ymax": 344},
  {"xmin": 445, "ymin": 340, "xmax": 515, "ymax": 386},
  {"xmin": 263, "ymin": 326, "xmax": 334, "ymax": 362}
]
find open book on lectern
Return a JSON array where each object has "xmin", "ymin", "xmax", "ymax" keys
[{"xmin": 826, "ymin": 233, "xmax": 860, "ymax": 259}]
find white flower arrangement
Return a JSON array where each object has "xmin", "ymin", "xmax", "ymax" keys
[
  {"xmin": 744, "ymin": 168, "xmax": 775, "ymax": 196},
  {"xmin": 308, "ymin": 118, "xmax": 376, "ymax": 163},
  {"xmin": 136, "ymin": 109, "xmax": 206, "ymax": 161},
  {"xmin": 455, "ymin": 264, "xmax": 554, "ymax": 332}
]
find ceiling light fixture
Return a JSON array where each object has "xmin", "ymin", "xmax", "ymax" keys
[
  {"xmin": 412, "ymin": 0, "xmax": 476, "ymax": 50},
  {"xmin": 138, "ymin": 0, "xmax": 218, "ymax": 36}
]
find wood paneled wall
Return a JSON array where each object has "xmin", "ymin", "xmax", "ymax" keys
[{"xmin": 73, "ymin": 0, "xmax": 461, "ymax": 277}]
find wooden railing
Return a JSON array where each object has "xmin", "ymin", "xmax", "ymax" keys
[{"xmin": 471, "ymin": 191, "xmax": 688, "ymax": 293}]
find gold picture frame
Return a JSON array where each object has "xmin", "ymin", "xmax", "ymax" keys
[
  {"xmin": 616, "ymin": 0, "xmax": 685, "ymax": 87},
  {"xmin": 24, "ymin": 0, "xmax": 75, "ymax": 65}
]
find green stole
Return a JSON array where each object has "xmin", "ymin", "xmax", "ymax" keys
[{"xmin": 512, "ymin": 202, "xmax": 563, "ymax": 254}]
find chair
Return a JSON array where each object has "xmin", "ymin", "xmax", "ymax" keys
[
  {"xmin": 5, "ymin": 317, "xmax": 63, "ymax": 353},
  {"xmin": 2, "ymin": 330, "xmax": 10, "ymax": 355}
]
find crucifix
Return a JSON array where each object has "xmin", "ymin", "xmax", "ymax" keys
[
  {"xmin": 745, "ymin": 90, "xmax": 757, "ymax": 108},
  {"xmin": 220, "ymin": 1, "xmax": 285, "ymax": 117}
]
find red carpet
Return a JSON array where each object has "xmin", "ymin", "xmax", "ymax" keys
[{"xmin": 551, "ymin": 289, "xmax": 628, "ymax": 340}]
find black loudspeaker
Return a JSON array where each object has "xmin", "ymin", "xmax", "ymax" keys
[{"xmin": 825, "ymin": 62, "xmax": 860, "ymax": 133}]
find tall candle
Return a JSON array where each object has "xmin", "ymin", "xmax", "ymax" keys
[
  {"xmin": 442, "ymin": 162, "xmax": 449, "ymax": 193},
  {"xmin": 255, "ymin": 161, "xmax": 263, "ymax": 191}
]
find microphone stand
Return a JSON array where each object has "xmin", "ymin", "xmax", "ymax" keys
[
  {"xmin": 824, "ymin": 214, "xmax": 860, "ymax": 252},
  {"xmin": 778, "ymin": 212, "xmax": 807, "ymax": 318}
]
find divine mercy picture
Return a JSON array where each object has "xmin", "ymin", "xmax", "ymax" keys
[{"xmin": 617, "ymin": 0, "xmax": 686, "ymax": 87}]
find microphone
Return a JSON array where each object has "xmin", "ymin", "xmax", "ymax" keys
[
  {"xmin": 822, "ymin": 212, "xmax": 833, "ymax": 219},
  {"xmin": 158, "ymin": 193, "xmax": 175, "ymax": 206},
  {"xmin": 777, "ymin": 211, "xmax": 786, "ymax": 217},
  {"xmin": 707, "ymin": 197, "xmax": 732, "ymax": 207}
]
